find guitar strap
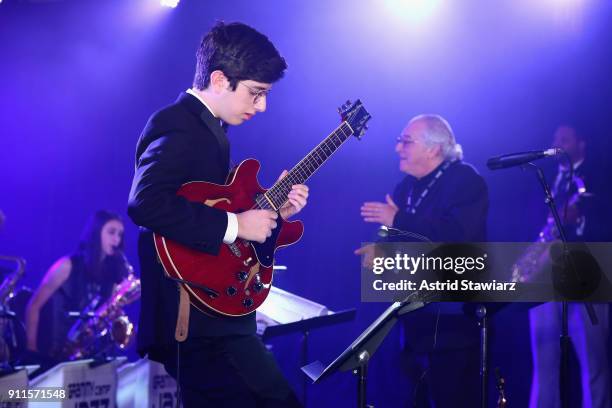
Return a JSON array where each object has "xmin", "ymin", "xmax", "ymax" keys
[{"xmin": 175, "ymin": 284, "xmax": 190, "ymax": 342}]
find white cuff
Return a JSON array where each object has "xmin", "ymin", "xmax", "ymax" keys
[{"xmin": 223, "ymin": 212, "xmax": 238, "ymax": 244}]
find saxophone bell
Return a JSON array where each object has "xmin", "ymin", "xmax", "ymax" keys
[{"xmin": 110, "ymin": 315, "xmax": 135, "ymax": 349}]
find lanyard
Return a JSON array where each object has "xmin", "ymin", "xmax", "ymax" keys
[{"xmin": 406, "ymin": 160, "xmax": 455, "ymax": 215}]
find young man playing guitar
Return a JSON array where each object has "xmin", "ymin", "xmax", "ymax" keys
[{"xmin": 128, "ymin": 22, "xmax": 308, "ymax": 407}]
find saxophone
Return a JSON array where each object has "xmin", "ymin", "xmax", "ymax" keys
[
  {"xmin": 62, "ymin": 272, "xmax": 141, "ymax": 360},
  {"xmin": 511, "ymin": 174, "xmax": 587, "ymax": 283},
  {"xmin": 0, "ymin": 255, "xmax": 26, "ymax": 304},
  {"xmin": 0, "ymin": 256, "xmax": 26, "ymax": 362}
]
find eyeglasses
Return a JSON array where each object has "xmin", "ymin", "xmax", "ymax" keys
[
  {"xmin": 396, "ymin": 136, "xmax": 416, "ymax": 147},
  {"xmin": 239, "ymin": 82, "xmax": 270, "ymax": 104}
]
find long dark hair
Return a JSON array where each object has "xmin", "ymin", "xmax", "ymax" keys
[{"xmin": 77, "ymin": 210, "xmax": 125, "ymax": 281}]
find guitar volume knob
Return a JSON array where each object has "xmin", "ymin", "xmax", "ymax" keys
[
  {"xmin": 236, "ymin": 271, "xmax": 248, "ymax": 282},
  {"xmin": 252, "ymin": 273, "xmax": 263, "ymax": 293},
  {"xmin": 242, "ymin": 298, "xmax": 254, "ymax": 308},
  {"xmin": 252, "ymin": 281, "xmax": 264, "ymax": 293},
  {"xmin": 226, "ymin": 286, "xmax": 237, "ymax": 296}
]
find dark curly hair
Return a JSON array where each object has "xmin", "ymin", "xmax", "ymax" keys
[{"xmin": 193, "ymin": 21, "xmax": 287, "ymax": 91}]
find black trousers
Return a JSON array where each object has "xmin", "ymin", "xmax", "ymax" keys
[{"xmin": 162, "ymin": 334, "xmax": 303, "ymax": 408}]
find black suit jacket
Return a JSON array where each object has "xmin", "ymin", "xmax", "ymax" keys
[
  {"xmin": 391, "ymin": 160, "xmax": 488, "ymax": 242},
  {"xmin": 553, "ymin": 159, "xmax": 610, "ymax": 242},
  {"xmin": 128, "ymin": 93, "xmax": 255, "ymax": 360},
  {"xmin": 390, "ymin": 160, "xmax": 489, "ymax": 351}
]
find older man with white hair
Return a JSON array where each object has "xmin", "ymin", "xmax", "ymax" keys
[
  {"xmin": 359, "ymin": 114, "xmax": 488, "ymax": 407},
  {"xmin": 361, "ymin": 114, "xmax": 487, "ymax": 242}
]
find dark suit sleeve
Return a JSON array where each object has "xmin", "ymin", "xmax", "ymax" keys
[
  {"xmin": 127, "ymin": 130, "xmax": 227, "ymax": 255},
  {"xmin": 576, "ymin": 164, "xmax": 610, "ymax": 241},
  {"xmin": 392, "ymin": 172, "xmax": 489, "ymax": 241}
]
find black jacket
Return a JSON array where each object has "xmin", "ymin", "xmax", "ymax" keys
[
  {"xmin": 392, "ymin": 160, "xmax": 488, "ymax": 242},
  {"xmin": 128, "ymin": 93, "xmax": 255, "ymax": 360},
  {"xmin": 552, "ymin": 159, "xmax": 609, "ymax": 242}
]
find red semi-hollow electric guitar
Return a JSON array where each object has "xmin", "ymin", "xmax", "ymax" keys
[{"xmin": 154, "ymin": 100, "xmax": 371, "ymax": 316}]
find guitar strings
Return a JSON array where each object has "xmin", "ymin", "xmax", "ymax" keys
[{"xmin": 262, "ymin": 122, "xmax": 354, "ymax": 210}]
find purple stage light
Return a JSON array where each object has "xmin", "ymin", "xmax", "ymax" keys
[
  {"xmin": 384, "ymin": 0, "xmax": 443, "ymax": 24},
  {"xmin": 549, "ymin": 0, "xmax": 587, "ymax": 30},
  {"xmin": 160, "ymin": 0, "xmax": 179, "ymax": 9},
  {"xmin": 519, "ymin": 0, "xmax": 589, "ymax": 31}
]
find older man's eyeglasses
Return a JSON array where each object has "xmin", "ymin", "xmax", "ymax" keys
[
  {"xmin": 239, "ymin": 82, "xmax": 270, "ymax": 104},
  {"xmin": 396, "ymin": 136, "xmax": 416, "ymax": 147}
]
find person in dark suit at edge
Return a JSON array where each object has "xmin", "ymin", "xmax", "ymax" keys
[
  {"xmin": 357, "ymin": 114, "xmax": 489, "ymax": 407},
  {"xmin": 128, "ymin": 22, "xmax": 308, "ymax": 407}
]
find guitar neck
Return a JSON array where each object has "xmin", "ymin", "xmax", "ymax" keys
[{"xmin": 255, "ymin": 121, "xmax": 354, "ymax": 211}]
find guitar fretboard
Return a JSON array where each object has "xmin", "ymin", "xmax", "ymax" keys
[{"xmin": 254, "ymin": 121, "xmax": 354, "ymax": 211}]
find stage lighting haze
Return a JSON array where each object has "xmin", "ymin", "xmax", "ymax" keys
[{"xmin": 160, "ymin": 0, "xmax": 179, "ymax": 9}]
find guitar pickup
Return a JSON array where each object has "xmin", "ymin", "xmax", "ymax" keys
[{"xmin": 228, "ymin": 242, "xmax": 242, "ymax": 258}]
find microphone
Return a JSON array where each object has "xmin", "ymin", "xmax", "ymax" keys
[{"xmin": 487, "ymin": 148, "xmax": 563, "ymax": 170}]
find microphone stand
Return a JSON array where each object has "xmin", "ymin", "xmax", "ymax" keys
[
  {"xmin": 380, "ymin": 227, "xmax": 497, "ymax": 407},
  {"xmin": 525, "ymin": 162, "xmax": 597, "ymax": 408}
]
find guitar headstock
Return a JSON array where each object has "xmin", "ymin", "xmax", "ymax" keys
[{"xmin": 338, "ymin": 99, "xmax": 372, "ymax": 140}]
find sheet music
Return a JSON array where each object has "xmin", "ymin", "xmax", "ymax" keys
[{"xmin": 257, "ymin": 286, "xmax": 329, "ymax": 325}]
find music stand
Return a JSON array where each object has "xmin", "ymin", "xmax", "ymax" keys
[
  {"xmin": 257, "ymin": 286, "xmax": 356, "ymax": 406},
  {"xmin": 301, "ymin": 300, "xmax": 427, "ymax": 408}
]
